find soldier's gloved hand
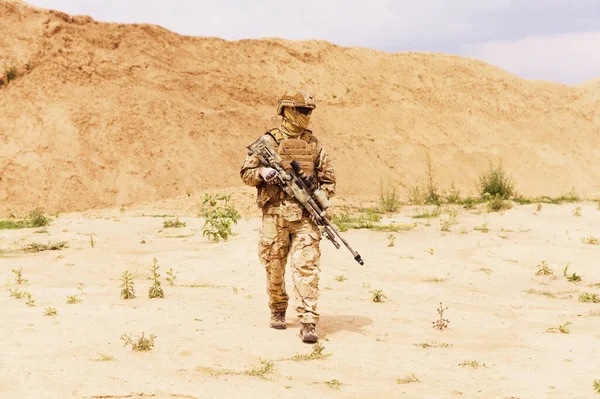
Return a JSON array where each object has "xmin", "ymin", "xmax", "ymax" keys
[{"xmin": 259, "ymin": 167, "xmax": 277, "ymax": 184}]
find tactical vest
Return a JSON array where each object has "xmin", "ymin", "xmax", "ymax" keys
[
  {"xmin": 267, "ymin": 128, "xmax": 318, "ymax": 178},
  {"xmin": 257, "ymin": 128, "xmax": 319, "ymax": 209}
]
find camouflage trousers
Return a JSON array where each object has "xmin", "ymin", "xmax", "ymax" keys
[{"xmin": 258, "ymin": 212, "xmax": 322, "ymax": 324}]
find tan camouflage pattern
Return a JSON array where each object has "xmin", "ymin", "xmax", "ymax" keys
[
  {"xmin": 258, "ymin": 212, "xmax": 322, "ymax": 324},
  {"xmin": 240, "ymin": 128, "xmax": 336, "ymax": 208},
  {"xmin": 241, "ymin": 99, "xmax": 336, "ymax": 325}
]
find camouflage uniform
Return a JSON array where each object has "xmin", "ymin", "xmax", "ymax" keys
[{"xmin": 240, "ymin": 89, "xmax": 335, "ymax": 343}]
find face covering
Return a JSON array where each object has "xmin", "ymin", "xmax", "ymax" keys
[{"xmin": 282, "ymin": 107, "xmax": 311, "ymax": 136}]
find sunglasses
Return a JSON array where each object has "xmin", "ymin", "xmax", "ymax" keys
[{"xmin": 295, "ymin": 107, "xmax": 313, "ymax": 116}]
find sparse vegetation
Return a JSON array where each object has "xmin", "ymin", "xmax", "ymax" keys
[
  {"xmin": 396, "ymin": 374, "xmax": 420, "ymax": 384},
  {"xmin": 546, "ymin": 322, "xmax": 572, "ymax": 334},
  {"xmin": 3, "ymin": 65, "xmax": 18, "ymax": 84},
  {"xmin": 200, "ymin": 193, "xmax": 241, "ymax": 242},
  {"xmin": 477, "ymin": 160, "xmax": 515, "ymax": 200},
  {"xmin": 563, "ymin": 264, "xmax": 581, "ymax": 282},
  {"xmin": 573, "ymin": 206, "xmax": 582, "ymax": 217},
  {"xmin": 535, "ymin": 260, "xmax": 553, "ymax": 276},
  {"xmin": 120, "ymin": 270, "xmax": 136, "ymax": 299},
  {"xmin": 379, "ymin": 179, "xmax": 401, "ymax": 213},
  {"xmin": 120, "ymin": 332, "xmax": 156, "ymax": 351},
  {"xmin": 0, "ymin": 209, "xmax": 50, "ymax": 230},
  {"xmin": 163, "ymin": 218, "xmax": 186, "ymax": 228},
  {"xmin": 166, "ymin": 267, "xmax": 177, "ymax": 285},
  {"xmin": 12, "ymin": 268, "xmax": 27, "ymax": 284},
  {"xmin": 199, "ymin": 359, "xmax": 275, "ymax": 379},
  {"xmin": 288, "ymin": 342, "xmax": 332, "ymax": 361},
  {"xmin": 22, "ymin": 241, "xmax": 68, "ymax": 252},
  {"xmin": 324, "ymin": 379, "xmax": 342, "ymax": 390},
  {"xmin": 44, "ymin": 307, "xmax": 57, "ymax": 316},
  {"xmin": 335, "ymin": 275, "xmax": 347, "ymax": 282},
  {"xmin": 594, "ymin": 379, "xmax": 600, "ymax": 393},
  {"xmin": 459, "ymin": 360, "xmax": 487, "ymax": 368},
  {"xmin": 387, "ymin": 233, "xmax": 396, "ymax": 247},
  {"xmin": 579, "ymin": 292, "xmax": 600, "ymax": 303},
  {"xmin": 25, "ymin": 292, "xmax": 35, "ymax": 307},
  {"xmin": 371, "ymin": 289, "xmax": 387, "ymax": 303},
  {"xmin": 432, "ymin": 302, "xmax": 450, "ymax": 331},
  {"xmin": 414, "ymin": 342, "xmax": 452, "ymax": 348},
  {"xmin": 582, "ymin": 236, "xmax": 599, "ymax": 245},
  {"xmin": 432, "ymin": 302, "xmax": 449, "ymax": 330},
  {"xmin": 331, "ymin": 208, "xmax": 415, "ymax": 232},
  {"xmin": 147, "ymin": 257, "xmax": 164, "ymax": 298},
  {"xmin": 66, "ymin": 295, "xmax": 81, "ymax": 304}
]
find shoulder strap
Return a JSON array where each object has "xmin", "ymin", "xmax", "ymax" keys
[{"xmin": 265, "ymin": 128, "xmax": 285, "ymax": 145}]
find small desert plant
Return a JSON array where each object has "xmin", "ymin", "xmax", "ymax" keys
[
  {"xmin": 396, "ymin": 374, "xmax": 420, "ymax": 384},
  {"xmin": 414, "ymin": 342, "xmax": 452, "ymax": 348},
  {"xmin": 582, "ymin": 236, "xmax": 600, "ymax": 245},
  {"xmin": 459, "ymin": 360, "xmax": 487, "ymax": 368},
  {"xmin": 335, "ymin": 275, "xmax": 347, "ymax": 282},
  {"xmin": 477, "ymin": 160, "xmax": 515, "ymax": 200},
  {"xmin": 546, "ymin": 322, "xmax": 572, "ymax": 334},
  {"xmin": 563, "ymin": 264, "xmax": 581, "ymax": 282},
  {"xmin": 387, "ymin": 233, "xmax": 396, "ymax": 247},
  {"xmin": 9, "ymin": 288, "xmax": 25, "ymax": 298},
  {"xmin": 66, "ymin": 295, "xmax": 82, "ymax": 304},
  {"xmin": 0, "ymin": 209, "xmax": 50, "ymax": 230},
  {"xmin": 244, "ymin": 360, "xmax": 276, "ymax": 378},
  {"xmin": 324, "ymin": 379, "xmax": 342, "ymax": 390},
  {"xmin": 440, "ymin": 208, "xmax": 459, "ymax": 231},
  {"xmin": 379, "ymin": 179, "xmax": 401, "ymax": 213},
  {"xmin": 25, "ymin": 292, "xmax": 35, "ymax": 307},
  {"xmin": 371, "ymin": 289, "xmax": 387, "ymax": 303},
  {"xmin": 579, "ymin": 292, "xmax": 600, "ymax": 303},
  {"xmin": 120, "ymin": 332, "xmax": 156, "ymax": 351},
  {"xmin": 163, "ymin": 218, "xmax": 186, "ymax": 228},
  {"xmin": 148, "ymin": 257, "xmax": 164, "ymax": 298},
  {"xmin": 290, "ymin": 342, "xmax": 332, "ymax": 361},
  {"xmin": 89, "ymin": 234, "xmax": 95, "ymax": 248},
  {"xmin": 11, "ymin": 268, "xmax": 27, "ymax": 284},
  {"xmin": 22, "ymin": 241, "xmax": 68, "ymax": 252},
  {"xmin": 120, "ymin": 270, "xmax": 136, "ymax": 299},
  {"xmin": 573, "ymin": 206, "xmax": 582, "ymax": 217},
  {"xmin": 432, "ymin": 302, "xmax": 449, "ymax": 330},
  {"xmin": 444, "ymin": 181, "xmax": 461, "ymax": 203},
  {"xmin": 594, "ymin": 380, "xmax": 600, "ymax": 393},
  {"xmin": 200, "ymin": 193, "xmax": 241, "ymax": 242},
  {"xmin": 535, "ymin": 260, "xmax": 553, "ymax": 276},
  {"xmin": 536, "ymin": 203, "xmax": 542, "ymax": 212},
  {"xmin": 485, "ymin": 193, "xmax": 512, "ymax": 212},
  {"xmin": 424, "ymin": 152, "xmax": 441, "ymax": 205},
  {"xmin": 166, "ymin": 268, "xmax": 177, "ymax": 286},
  {"xmin": 44, "ymin": 307, "xmax": 57, "ymax": 316}
]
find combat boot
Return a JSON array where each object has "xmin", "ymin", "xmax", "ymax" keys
[
  {"xmin": 270, "ymin": 310, "xmax": 286, "ymax": 329},
  {"xmin": 299, "ymin": 323, "xmax": 318, "ymax": 343}
]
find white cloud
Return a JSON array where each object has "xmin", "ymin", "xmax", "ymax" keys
[{"xmin": 461, "ymin": 31, "xmax": 600, "ymax": 84}]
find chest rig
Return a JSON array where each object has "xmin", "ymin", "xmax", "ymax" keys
[{"xmin": 267, "ymin": 128, "xmax": 318, "ymax": 179}]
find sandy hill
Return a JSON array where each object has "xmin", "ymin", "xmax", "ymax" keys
[{"xmin": 1, "ymin": 0, "xmax": 599, "ymax": 216}]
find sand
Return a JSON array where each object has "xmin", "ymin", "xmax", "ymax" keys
[{"xmin": 2, "ymin": 196, "xmax": 600, "ymax": 398}]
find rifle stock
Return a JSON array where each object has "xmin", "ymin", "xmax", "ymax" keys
[{"xmin": 247, "ymin": 135, "xmax": 364, "ymax": 265}]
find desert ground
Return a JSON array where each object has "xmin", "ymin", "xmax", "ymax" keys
[
  {"xmin": 2, "ymin": 1, "xmax": 600, "ymax": 398},
  {"xmin": 2, "ymin": 190, "xmax": 600, "ymax": 399}
]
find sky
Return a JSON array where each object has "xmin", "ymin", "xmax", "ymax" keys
[{"xmin": 25, "ymin": 0, "xmax": 600, "ymax": 85}]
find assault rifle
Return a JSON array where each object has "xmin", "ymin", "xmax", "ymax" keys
[{"xmin": 247, "ymin": 135, "xmax": 364, "ymax": 265}]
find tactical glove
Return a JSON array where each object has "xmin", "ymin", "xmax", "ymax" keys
[{"xmin": 260, "ymin": 167, "xmax": 277, "ymax": 184}]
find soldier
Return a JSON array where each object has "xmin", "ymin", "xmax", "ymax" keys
[{"xmin": 240, "ymin": 89, "xmax": 336, "ymax": 343}]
